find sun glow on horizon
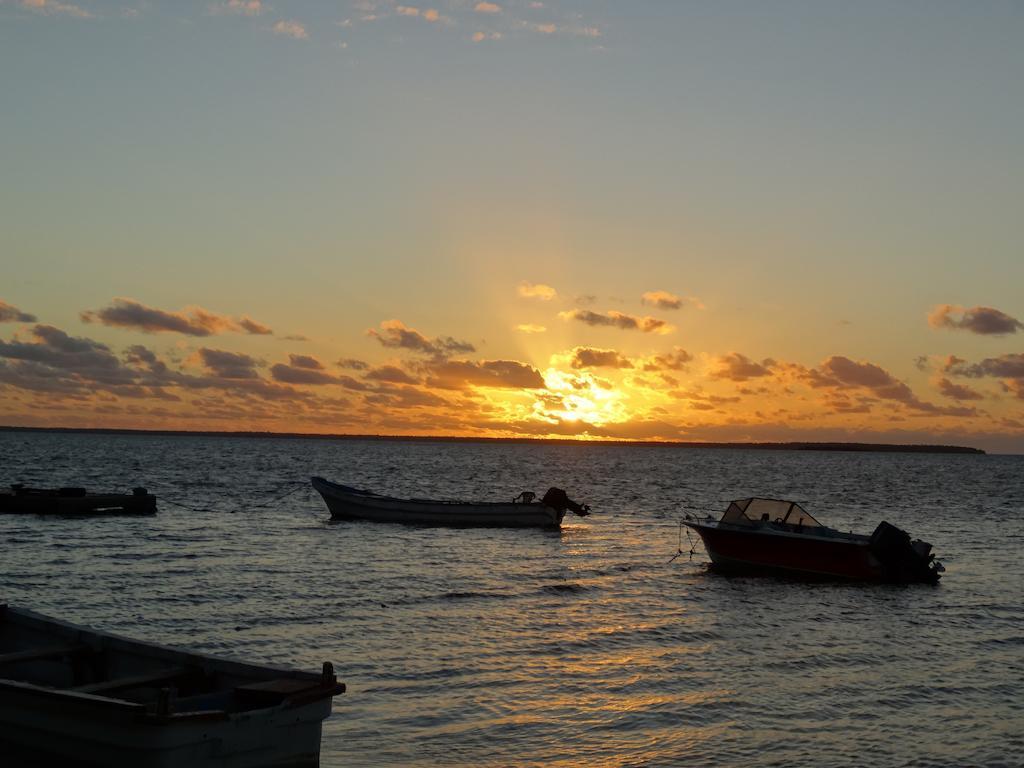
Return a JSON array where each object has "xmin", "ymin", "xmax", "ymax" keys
[{"xmin": 537, "ymin": 368, "xmax": 633, "ymax": 428}]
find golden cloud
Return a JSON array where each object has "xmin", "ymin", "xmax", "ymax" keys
[
  {"xmin": 641, "ymin": 290, "xmax": 683, "ymax": 310},
  {"xmin": 560, "ymin": 309, "xmax": 673, "ymax": 334},
  {"xmin": 928, "ymin": 304, "xmax": 1022, "ymax": 335},
  {"xmin": 81, "ymin": 298, "xmax": 273, "ymax": 337},
  {"xmin": 518, "ymin": 281, "xmax": 557, "ymax": 300}
]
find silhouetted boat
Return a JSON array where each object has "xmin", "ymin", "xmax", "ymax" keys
[
  {"xmin": 0, "ymin": 485, "xmax": 156, "ymax": 516},
  {"xmin": 683, "ymin": 498, "xmax": 943, "ymax": 583},
  {"xmin": 311, "ymin": 476, "xmax": 590, "ymax": 528},
  {"xmin": 0, "ymin": 605, "xmax": 345, "ymax": 767}
]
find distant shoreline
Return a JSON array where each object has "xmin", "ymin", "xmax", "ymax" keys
[{"xmin": 0, "ymin": 425, "xmax": 986, "ymax": 455}]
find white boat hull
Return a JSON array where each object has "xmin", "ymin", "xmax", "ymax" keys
[{"xmin": 311, "ymin": 477, "xmax": 565, "ymax": 528}]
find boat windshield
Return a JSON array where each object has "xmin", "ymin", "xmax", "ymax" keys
[{"xmin": 721, "ymin": 498, "xmax": 823, "ymax": 527}]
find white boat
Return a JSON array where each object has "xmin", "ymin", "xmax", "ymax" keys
[
  {"xmin": 311, "ymin": 476, "xmax": 590, "ymax": 529},
  {"xmin": 0, "ymin": 605, "xmax": 345, "ymax": 767}
]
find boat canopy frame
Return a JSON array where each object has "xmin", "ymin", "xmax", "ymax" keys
[{"xmin": 721, "ymin": 498, "xmax": 823, "ymax": 528}]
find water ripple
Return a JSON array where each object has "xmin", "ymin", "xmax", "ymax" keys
[{"xmin": 1, "ymin": 434, "xmax": 1022, "ymax": 767}]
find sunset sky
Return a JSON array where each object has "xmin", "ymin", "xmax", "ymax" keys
[{"xmin": 2, "ymin": 1, "xmax": 1023, "ymax": 452}]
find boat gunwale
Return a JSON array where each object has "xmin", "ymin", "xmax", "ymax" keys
[
  {"xmin": 683, "ymin": 519, "xmax": 871, "ymax": 546},
  {"xmin": 311, "ymin": 476, "xmax": 552, "ymax": 510},
  {"xmin": 0, "ymin": 678, "xmax": 148, "ymax": 714},
  {"xmin": 0, "ymin": 606, "xmax": 343, "ymax": 717}
]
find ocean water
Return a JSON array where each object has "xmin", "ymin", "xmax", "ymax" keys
[{"xmin": 1, "ymin": 432, "xmax": 1022, "ymax": 768}]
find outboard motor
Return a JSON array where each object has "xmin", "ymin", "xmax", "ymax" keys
[
  {"xmin": 541, "ymin": 488, "xmax": 591, "ymax": 517},
  {"xmin": 869, "ymin": 521, "xmax": 940, "ymax": 583}
]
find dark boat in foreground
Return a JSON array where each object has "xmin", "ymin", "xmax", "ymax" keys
[
  {"xmin": 0, "ymin": 485, "xmax": 157, "ymax": 516},
  {"xmin": 311, "ymin": 476, "xmax": 590, "ymax": 528},
  {"xmin": 683, "ymin": 498, "xmax": 943, "ymax": 583},
  {"xmin": 0, "ymin": 605, "xmax": 345, "ymax": 767}
]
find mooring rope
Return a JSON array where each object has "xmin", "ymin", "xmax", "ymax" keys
[
  {"xmin": 155, "ymin": 496, "xmax": 208, "ymax": 513},
  {"xmin": 667, "ymin": 519, "xmax": 698, "ymax": 564},
  {"xmin": 156, "ymin": 480, "xmax": 310, "ymax": 515},
  {"xmin": 247, "ymin": 482, "xmax": 307, "ymax": 510}
]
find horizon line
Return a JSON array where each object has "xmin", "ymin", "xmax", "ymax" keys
[{"xmin": 0, "ymin": 425, "xmax": 986, "ymax": 455}]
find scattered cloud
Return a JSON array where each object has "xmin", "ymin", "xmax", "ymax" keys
[
  {"xmin": 365, "ymin": 365, "xmax": 419, "ymax": 384},
  {"xmin": 237, "ymin": 316, "xmax": 273, "ymax": 335},
  {"xmin": 516, "ymin": 324, "xmax": 547, "ymax": 334},
  {"xmin": 195, "ymin": 348, "xmax": 261, "ymax": 379},
  {"xmin": 936, "ymin": 377, "xmax": 984, "ymax": 402},
  {"xmin": 287, "ymin": 354, "xmax": 324, "ymax": 370},
  {"xmin": 928, "ymin": 304, "xmax": 1022, "ymax": 335},
  {"xmin": 365, "ymin": 385, "xmax": 450, "ymax": 409},
  {"xmin": 671, "ymin": 388, "xmax": 741, "ymax": 409},
  {"xmin": 209, "ymin": 0, "xmax": 263, "ymax": 16},
  {"xmin": 425, "ymin": 359, "xmax": 545, "ymax": 389},
  {"xmin": 280, "ymin": 334, "xmax": 309, "ymax": 342},
  {"xmin": 0, "ymin": 301, "xmax": 36, "ymax": 323},
  {"xmin": 122, "ymin": 344, "xmax": 159, "ymax": 368},
  {"xmin": 518, "ymin": 281, "xmax": 557, "ymax": 300},
  {"xmin": 337, "ymin": 358, "xmax": 369, "ymax": 371},
  {"xmin": 801, "ymin": 355, "xmax": 979, "ymax": 417},
  {"xmin": 0, "ymin": 324, "xmax": 319, "ymax": 412},
  {"xmin": 641, "ymin": 290, "xmax": 683, "ymax": 310},
  {"xmin": 17, "ymin": 0, "xmax": 92, "ymax": 18},
  {"xmin": 273, "ymin": 19, "xmax": 308, "ymax": 39},
  {"xmin": 81, "ymin": 298, "xmax": 272, "ymax": 337},
  {"xmin": 559, "ymin": 309, "xmax": 673, "ymax": 334},
  {"xmin": 711, "ymin": 353, "xmax": 774, "ymax": 382},
  {"xmin": 0, "ymin": 325, "xmax": 127, "ymax": 379},
  {"xmin": 317, "ymin": 1, "xmax": 600, "ymax": 48},
  {"xmin": 820, "ymin": 393, "xmax": 873, "ymax": 414},
  {"xmin": 334, "ymin": 374, "xmax": 370, "ymax": 391},
  {"xmin": 820, "ymin": 356, "xmax": 895, "ymax": 390},
  {"xmin": 945, "ymin": 353, "xmax": 1024, "ymax": 379},
  {"xmin": 270, "ymin": 362, "xmax": 337, "ymax": 385},
  {"xmin": 1003, "ymin": 380, "xmax": 1024, "ymax": 400},
  {"xmin": 368, "ymin": 319, "xmax": 475, "ymax": 359},
  {"xmin": 569, "ymin": 347, "xmax": 632, "ymax": 370},
  {"xmin": 643, "ymin": 347, "xmax": 692, "ymax": 371}
]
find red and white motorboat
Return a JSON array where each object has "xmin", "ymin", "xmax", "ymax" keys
[{"xmin": 684, "ymin": 498, "xmax": 943, "ymax": 583}]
